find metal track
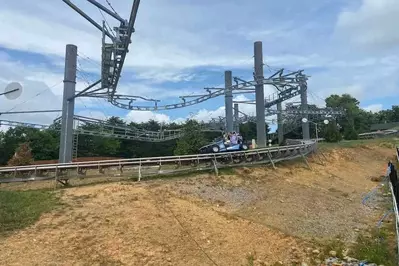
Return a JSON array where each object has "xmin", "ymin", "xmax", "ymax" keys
[
  {"xmin": 0, "ymin": 140, "xmax": 316, "ymax": 183},
  {"xmin": 1, "ymin": 115, "xmax": 223, "ymax": 142}
]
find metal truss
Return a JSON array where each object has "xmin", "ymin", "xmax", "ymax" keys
[
  {"xmin": 0, "ymin": 120, "xmax": 50, "ymax": 130},
  {"xmin": 63, "ymin": 0, "xmax": 140, "ymax": 101},
  {"xmin": 1, "ymin": 115, "xmax": 222, "ymax": 142},
  {"xmin": 100, "ymin": 69, "xmax": 308, "ymax": 111},
  {"xmin": 0, "ymin": 140, "xmax": 316, "ymax": 182},
  {"xmin": 265, "ymin": 107, "xmax": 345, "ymax": 116}
]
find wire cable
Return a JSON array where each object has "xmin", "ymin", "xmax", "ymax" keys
[{"xmin": 3, "ymin": 81, "xmax": 63, "ymax": 113}]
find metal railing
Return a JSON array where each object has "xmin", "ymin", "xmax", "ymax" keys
[
  {"xmin": 393, "ymin": 146, "xmax": 399, "ymax": 263},
  {"xmin": 0, "ymin": 140, "xmax": 316, "ymax": 184}
]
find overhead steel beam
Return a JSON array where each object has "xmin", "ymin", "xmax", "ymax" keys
[
  {"xmin": 0, "ymin": 110, "xmax": 61, "ymax": 115},
  {"xmin": 87, "ymin": 0, "xmax": 126, "ymax": 23},
  {"xmin": 62, "ymin": 0, "xmax": 114, "ymax": 40}
]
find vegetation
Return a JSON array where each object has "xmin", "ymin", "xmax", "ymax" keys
[
  {"xmin": 1, "ymin": 93, "xmax": 399, "ymax": 165},
  {"xmin": 174, "ymin": 120, "xmax": 207, "ymax": 155},
  {"xmin": 7, "ymin": 142, "xmax": 34, "ymax": 166},
  {"xmin": 0, "ymin": 190, "xmax": 60, "ymax": 236},
  {"xmin": 349, "ymin": 228, "xmax": 396, "ymax": 266}
]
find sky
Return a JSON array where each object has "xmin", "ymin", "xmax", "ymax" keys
[{"xmin": 0, "ymin": 0, "xmax": 399, "ymax": 133}]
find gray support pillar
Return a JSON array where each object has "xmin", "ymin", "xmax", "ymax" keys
[
  {"xmin": 224, "ymin": 70, "xmax": 233, "ymax": 133},
  {"xmin": 234, "ymin": 103, "xmax": 239, "ymax": 133},
  {"xmin": 300, "ymin": 84, "xmax": 310, "ymax": 140},
  {"xmin": 277, "ymin": 102, "xmax": 284, "ymax": 145},
  {"xmin": 59, "ymin": 44, "xmax": 77, "ymax": 163},
  {"xmin": 254, "ymin": 41, "xmax": 266, "ymax": 147}
]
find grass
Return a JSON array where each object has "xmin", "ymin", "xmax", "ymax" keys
[
  {"xmin": 349, "ymin": 228, "xmax": 396, "ymax": 265},
  {"xmin": 0, "ymin": 190, "xmax": 60, "ymax": 236}
]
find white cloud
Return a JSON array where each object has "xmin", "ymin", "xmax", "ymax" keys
[
  {"xmin": 1, "ymin": 0, "xmax": 398, "ymax": 132},
  {"xmin": 335, "ymin": 0, "xmax": 399, "ymax": 50},
  {"xmin": 363, "ymin": 104, "xmax": 383, "ymax": 113},
  {"xmin": 125, "ymin": 111, "xmax": 170, "ymax": 124}
]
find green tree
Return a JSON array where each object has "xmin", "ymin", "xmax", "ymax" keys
[
  {"xmin": 174, "ymin": 120, "xmax": 207, "ymax": 155},
  {"xmin": 325, "ymin": 94, "xmax": 359, "ymax": 140},
  {"xmin": 239, "ymin": 121, "xmax": 270, "ymax": 141},
  {"xmin": 323, "ymin": 121, "xmax": 342, "ymax": 142}
]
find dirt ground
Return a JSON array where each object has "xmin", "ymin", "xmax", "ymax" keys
[{"xmin": 0, "ymin": 143, "xmax": 395, "ymax": 265}]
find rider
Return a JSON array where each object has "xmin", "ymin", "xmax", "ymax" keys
[{"xmin": 230, "ymin": 132, "xmax": 238, "ymax": 145}]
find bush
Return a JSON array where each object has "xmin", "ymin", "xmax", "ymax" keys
[
  {"xmin": 324, "ymin": 122, "xmax": 342, "ymax": 142},
  {"xmin": 7, "ymin": 142, "xmax": 34, "ymax": 166}
]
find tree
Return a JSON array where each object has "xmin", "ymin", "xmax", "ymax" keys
[
  {"xmin": 7, "ymin": 142, "xmax": 34, "ymax": 166},
  {"xmin": 174, "ymin": 120, "xmax": 207, "ymax": 155},
  {"xmin": 323, "ymin": 121, "xmax": 342, "ymax": 142},
  {"xmin": 239, "ymin": 121, "xmax": 270, "ymax": 141},
  {"xmin": 325, "ymin": 94, "xmax": 360, "ymax": 140}
]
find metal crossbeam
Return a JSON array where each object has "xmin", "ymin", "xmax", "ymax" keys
[
  {"xmin": 103, "ymin": 69, "xmax": 308, "ymax": 111},
  {"xmin": 265, "ymin": 108, "xmax": 345, "ymax": 116},
  {"xmin": 1, "ymin": 115, "xmax": 222, "ymax": 142},
  {"xmin": 0, "ymin": 110, "xmax": 61, "ymax": 115},
  {"xmin": 0, "ymin": 120, "xmax": 50, "ymax": 129},
  {"xmin": 63, "ymin": 0, "xmax": 140, "ymax": 101}
]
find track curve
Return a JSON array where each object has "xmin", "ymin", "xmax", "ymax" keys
[{"xmin": 0, "ymin": 139, "xmax": 316, "ymax": 184}]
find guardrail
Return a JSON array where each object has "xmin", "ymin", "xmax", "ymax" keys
[
  {"xmin": 0, "ymin": 140, "xmax": 316, "ymax": 185},
  {"xmin": 393, "ymin": 146, "xmax": 399, "ymax": 263}
]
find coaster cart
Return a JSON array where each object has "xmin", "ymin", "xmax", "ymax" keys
[{"xmin": 198, "ymin": 138, "xmax": 249, "ymax": 164}]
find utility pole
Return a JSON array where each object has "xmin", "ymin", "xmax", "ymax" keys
[
  {"xmin": 300, "ymin": 84, "xmax": 310, "ymax": 139},
  {"xmin": 234, "ymin": 103, "xmax": 239, "ymax": 133},
  {"xmin": 277, "ymin": 101, "xmax": 284, "ymax": 145},
  {"xmin": 59, "ymin": 44, "xmax": 77, "ymax": 163},
  {"xmin": 224, "ymin": 70, "xmax": 233, "ymax": 133},
  {"xmin": 254, "ymin": 41, "xmax": 266, "ymax": 147}
]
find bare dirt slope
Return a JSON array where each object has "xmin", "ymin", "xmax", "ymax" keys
[{"xmin": 0, "ymin": 143, "xmax": 394, "ymax": 265}]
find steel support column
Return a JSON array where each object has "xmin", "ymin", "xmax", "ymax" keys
[
  {"xmin": 300, "ymin": 84, "xmax": 310, "ymax": 139},
  {"xmin": 59, "ymin": 44, "xmax": 77, "ymax": 163},
  {"xmin": 234, "ymin": 103, "xmax": 239, "ymax": 133},
  {"xmin": 224, "ymin": 70, "xmax": 233, "ymax": 132},
  {"xmin": 254, "ymin": 41, "xmax": 266, "ymax": 147},
  {"xmin": 277, "ymin": 101, "xmax": 284, "ymax": 145}
]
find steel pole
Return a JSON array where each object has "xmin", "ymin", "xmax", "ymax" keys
[
  {"xmin": 224, "ymin": 70, "xmax": 233, "ymax": 132},
  {"xmin": 277, "ymin": 101, "xmax": 284, "ymax": 145},
  {"xmin": 234, "ymin": 103, "xmax": 239, "ymax": 133},
  {"xmin": 254, "ymin": 41, "xmax": 266, "ymax": 147},
  {"xmin": 300, "ymin": 84, "xmax": 310, "ymax": 139},
  {"xmin": 59, "ymin": 44, "xmax": 77, "ymax": 163}
]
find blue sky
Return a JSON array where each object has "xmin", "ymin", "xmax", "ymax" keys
[{"xmin": 1, "ymin": 0, "xmax": 399, "ymax": 132}]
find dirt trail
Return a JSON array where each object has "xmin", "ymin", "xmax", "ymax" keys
[{"xmin": 0, "ymin": 143, "xmax": 394, "ymax": 265}]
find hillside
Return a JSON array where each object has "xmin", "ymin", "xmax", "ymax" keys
[{"xmin": 0, "ymin": 140, "xmax": 397, "ymax": 265}]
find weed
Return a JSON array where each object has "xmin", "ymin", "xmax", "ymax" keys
[
  {"xmin": 219, "ymin": 167, "xmax": 236, "ymax": 175},
  {"xmin": 0, "ymin": 190, "xmax": 60, "ymax": 236},
  {"xmin": 246, "ymin": 252, "xmax": 256, "ymax": 266},
  {"xmin": 349, "ymin": 228, "xmax": 396, "ymax": 265},
  {"xmin": 321, "ymin": 237, "xmax": 346, "ymax": 258}
]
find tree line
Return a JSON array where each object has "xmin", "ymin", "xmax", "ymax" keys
[{"xmin": 0, "ymin": 93, "xmax": 398, "ymax": 165}]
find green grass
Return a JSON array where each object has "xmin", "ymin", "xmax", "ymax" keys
[
  {"xmin": 349, "ymin": 228, "xmax": 396, "ymax": 265},
  {"xmin": 0, "ymin": 190, "xmax": 60, "ymax": 236}
]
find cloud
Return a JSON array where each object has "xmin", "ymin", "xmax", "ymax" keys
[
  {"xmin": 335, "ymin": 0, "xmax": 399, "ymax": 51},
  {"xmin": 363, "ymin": 104, "xmax": 383, "ymax": 113},
  {"xmin": 1, "ymin": 0, "xmax": 399, "ymax": 133},
  {"xmin": 125, "ymin": 111, "xmax": 170, "ymax": 124}
]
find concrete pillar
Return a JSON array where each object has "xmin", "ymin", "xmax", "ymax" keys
[
  {"xmin": 277, "ymin": 101, "xmax": 284, "ymax": 145},
  {"xmin": 224, "ymin": 70, "xmax": 233, "ymax": 132},
  {"xmin": 300, "ymin": 84, "xmax": 310, "ymax": 140},
  {"xmin": 254, "ymin": 41, "xmax": 266, "ymax": 147},
  {"xmin": 234, "ymin": 103, "xmax": 239, "ymax": 133},
  {"xmin": 59, "ymin": 44, "xmax": 77, "ymax": 163}
]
